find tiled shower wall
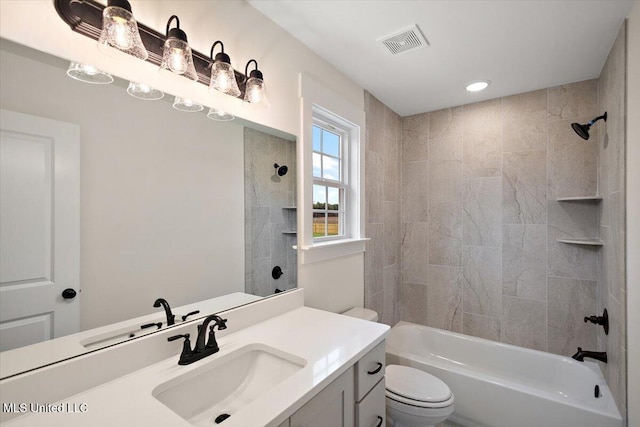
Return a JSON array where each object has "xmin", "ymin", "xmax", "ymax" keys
[
  {"xmin": 244, "ymin": 128, "xmax": 297, "ymax": 297},
  {"xmin": 398, "ymin": 79, "xmax": 604, "ymax": 354},
  {"xmin": 597, "ymin": 23, "xmax": 627, "ymax": 416},
  {"xmin": 364, "ymin": 92, "xmax": 402, "ymax": 326}
]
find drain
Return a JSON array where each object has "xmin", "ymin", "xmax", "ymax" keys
[{"xmin": 214, "ymin": 413, "xmax": 231, "ymax": 424}]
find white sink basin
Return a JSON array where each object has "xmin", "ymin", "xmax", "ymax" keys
[{"xmin": 152, "ymin": 343, "xmax": 306, "ymax": 426}]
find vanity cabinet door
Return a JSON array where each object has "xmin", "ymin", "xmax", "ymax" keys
[
  {"xmin": 355, "ymin": 341, "xmax": 386, "ymax": 401},
  {"xmin": 356, "ymin": 378, "xmax": 385, "ymax": 427},
  {"xmin": 290, "ymin": 367, "xmax": 354, "ymax": 427}
]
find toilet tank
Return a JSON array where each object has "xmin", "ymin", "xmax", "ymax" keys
[{"xmin": 342, "ymin": 307, "xmax": 378, "ymax": 322}]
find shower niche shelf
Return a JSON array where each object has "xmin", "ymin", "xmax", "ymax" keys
[
  {"xmin": 557, "ymin": 238, "xmax": 604, "ymax": 246},
  {"xmin": 282, "ymin": 231, "xmax": 297, "ymax": 235},
  {"xmin": 556, "ymin": 196, "xmax": 602, "ymax": 202},
  {"xmin": 282, "ymin": 206, "xmax": 297, "ymax": 210}
]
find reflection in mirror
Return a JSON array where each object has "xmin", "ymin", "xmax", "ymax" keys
[{"xmin": 0, "ymin": 39, "xmax": 297, "ymax": 378}]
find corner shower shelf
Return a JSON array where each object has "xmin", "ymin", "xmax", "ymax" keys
[
  {"xmin": 282, "ymin": 206, "xmax": 297, "ymax": 210},
  {"xmin": 556, "ymin": 196, "xmax": 603, "ymax": 202},
  {"xmin": 557, "ymin": 238, "xmax": 604, "ymax": 246},
  {"xmin": 282, "ymin": 231, "xmax": 297, "ymax": 235}
]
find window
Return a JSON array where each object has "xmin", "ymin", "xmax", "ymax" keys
[{"xmin": 312, "ymin": 119, "xmax": 348, "ymax": 240}]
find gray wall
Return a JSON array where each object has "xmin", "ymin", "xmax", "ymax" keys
[
  {"xmin": 244, "ymin": 128, "xmax": 297, "ymax": 296},
  {"xmin": 364, "ymin": 92, "xmax": 401, "ymax": 326},
  {"xmin": 597, "ymin": 22, "xmax": 627, "ymax": 417}
]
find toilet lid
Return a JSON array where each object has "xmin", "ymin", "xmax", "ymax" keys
[{"xmin": 385, "ymin": 365, "xmax": 452, "ymax": 403}]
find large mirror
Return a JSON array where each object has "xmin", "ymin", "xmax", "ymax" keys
[{"xmin": 0, "ymin": 39, "xmax": 297, "ymax": 378}]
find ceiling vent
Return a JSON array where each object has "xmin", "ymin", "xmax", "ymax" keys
[{"xmin": 378, "ymin": 25, "xmax": 428, "ymax": 56}]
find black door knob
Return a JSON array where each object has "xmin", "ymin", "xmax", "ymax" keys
[{"xmin": 61, "ymin": 288, "xmax": 77, "ymax": 299}]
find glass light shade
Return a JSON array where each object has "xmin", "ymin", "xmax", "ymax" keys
[
  {"xmin": 209, "ymin": 62, "xmax": 241, "ymax": 97},
  {"xmin": 66, "ymin": 62, "xmax": 114, "ymax": 84},
  {"xmin": 160, "ymin": 38, "xmax": 198, "ymax": 81},
  {"xmin": 207, "ymin": 108, "xmax": 235, "ymax": 122},
  {"xmin": 243, "ymin": 77, "xmax": 269, "ymax": 106},
  {"xmin": 173, "ymin": 96, "xmax": 203, "ymax": 112},
  {"xmin": 126, "ymin": 82, "xmax": 164, "ymax": 100},
  {"xmin": 98, "ymin": 5, "xmax": 148, "ymax": 60}
]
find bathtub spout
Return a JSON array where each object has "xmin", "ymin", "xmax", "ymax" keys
[{"xmin": 571, "ymin": 347, "xmax": 607, "ymax": 363}]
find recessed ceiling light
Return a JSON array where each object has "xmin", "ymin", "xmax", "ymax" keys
[{"xmin": 466, "ymin": 80, "xmax": 490, "ymax": 92}]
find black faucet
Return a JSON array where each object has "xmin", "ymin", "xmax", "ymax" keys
[
  {"xmin": 572, "ymin": 347, "xmax": 607, "ymax": 363},
  {"xmin": 167, "ymin": 314, "xmax": 227, "ymax": 365},
  {"xmin": 153, "ymin": 298, "xmax": 175, "ymax": 326}
]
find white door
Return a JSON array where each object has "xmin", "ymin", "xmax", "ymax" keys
[{"xmin": 0, "ymin": 109, "xmax": 80, "ymax": 352}]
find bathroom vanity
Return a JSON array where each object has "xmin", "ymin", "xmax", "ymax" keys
[{"xmin": 0, "ymin": 289, "xmax": 388, "ymax": 427}]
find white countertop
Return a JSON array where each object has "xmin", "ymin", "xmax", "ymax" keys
[
  {"xmin": 0, "ymin": 293, "xmax": 263, "ymax": 379},
  {"xmin": 4, "ymin": 306, "xmax": 388, "ymax": 427}
]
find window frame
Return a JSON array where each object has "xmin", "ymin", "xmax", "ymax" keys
[{"xmin": 312, "ymin": 117, "xmax": 350, "ymax": 241}]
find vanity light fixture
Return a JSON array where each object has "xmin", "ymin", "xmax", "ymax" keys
[
  {"xmin": 160, "ymin": 15, "xmax": 198, "ymax": 81},
  {"xmin": 466, "ymin": 80, "xmax": 490, "ymax": 92},
  {"xmin": 209, "ymin": 41, "xmax": 241, "ymax": 97},
  {"xmin": 243, "ymin": 59, "xmax": 269, "ymax": 106},
  {"xmin": 173, "ymin": 96, "xmax": 203, "ymax": 112},
  {"xmin": 66, "ymin": 62, "xmax": 114, "ymax": 84},
  {"xmin": 126, "ymin": 81, "xmax": 164, "ymax": 100},
  {"xmin": 97, "ymin": 0, "xmax": 148, "ymax": 60},
  {"xmin": 207, "ymin": 108, "xmax": 235, "ymax": 122}
]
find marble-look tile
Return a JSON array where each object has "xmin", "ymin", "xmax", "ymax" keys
[
  {"xmin": 366, "ymin": 150, "xmax": 384, "ymax": 224},
  {"xmin": 402, "ymin": 113, "xmax": 429, "ymax": 162},
  {"xmin": 609, "ymin": 192, "xmax": 625, "ymax": 303},
  {"xmin": 367, "ymin": 291, "xmax": 384, "ymax": 324},
  {"xmin": 384, "ymin": 201, "xmax": 400, "ymax": 266},
  {"xmin": 462, "ymin": 246, "xmax": 501, "ymax": 318},
  {"xmin": 398, "ymin": 282, "xmax": 428, "ymax": 325},
  {"xmin": 429, "ymin": 202, "xmax": 463, "ymax": 266},
  {"xmin": 365, "ymin": 223, "xmax": 384, "ymax": 299},
  {"xmin": 251, "ymin": 206, "xmax": 271, "ymax": 259},
  {"xmin": 244, "ymin": 128, "xmax": 272, "ymax": 208},
  {"xmin": 502, "ymin": 224, "xmax": 547, "ymax": 301},
  {"xmin": 502, "ymin": 149, "xmax": 547, "ymax": 224},
  {"xmin": 383, "ymin": 280, "xmax": 399, "ymax": 327},
  {"xmin": 429, "ymin": 137, "xmax": 463, "ymax": 202},
  {"xmin": 427, "ymin": 265, "xmax": 463, "ymax": 332},
  {"xmin": 287, "ymin": 241, "xmax": 298, "ymax": 287},
  {"xmin": 605, "ymin": 298, "xmax": 621, "ymax": 407},
  {"xmin": 384, "ymin": 263, "xmax": 399, "ymax": 300},
  {"xmin": 548, "ymin": 118, "xmax": 598, "ymax": 200},
  {"xmin": 501, "ymin": 296, "xmax": 547, "ymax": 351},
  {"xmin": 249, "ymin": 257, "xmax": 272, "ymax": 297},
  {"xmin": 503, "ymin": 89, "xmax": 547, "ymax": 152},
  {"xmin": 463, "ymin": 177, "xmax": 502, "ymax": 247},
  {"xmin": 548, "ymin": 79, "xmax": 598, "ymax": 122},
  {"xmin": 547, "ymin": 201, "xmax": 598, "ymax": 281},
  {"xmin": 384, "ymin": 134, "xmax": 399, "ymax": 202},
  {"xmin": 402, "ymin": 161, "xmax": 428, "ymax": 223},
  {"xmin": 429, "ymin": 107, "xmax": 464, "ymax": 140},
  {"xmin": 547, "ymin": 276, "xmax": 596, "ymax": 356},
  {"xmin": 401, "ymin": 222, "xmax": 429, "ymax": 284},
  {"xmin": 365, "ymin": 91, "xmax": 385, "ymax": 154},
  {"xmin": 385, "ymin": 103, "xmax": 401, "ymax": 141},
  {"xmin": 463, "ymin": 313, "xmax": 501, "ymax": 342},
  {"xmin": 463, "ymin": 99, "xmax": 502, "ymax": 178},
  {"xmin": 270, "ymin": 223, "xmax": 288, "ymax": 270}
]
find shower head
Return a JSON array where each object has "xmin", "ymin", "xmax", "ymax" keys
[
  {"xmin": 570, "ymin": 112, "xmax": 607, "ymax": 141},
  {"xmin": 274, "ymin": 163, "xmax": 288, "ymax": 176}
]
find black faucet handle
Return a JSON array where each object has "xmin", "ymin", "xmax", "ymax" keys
[
  {"xmin": 217, "ymin": 317, "xmax": 228, "ymax": 330},
  {"xmin": 181, "ymin": 310, "xmax": 200, "ymax": 321},
  {"xmin": 141, "ymin": 322, "xmax": 162, "ymax": 330},
  {"xmin": 168, "ymin": 334, "xmax": 195, "ymax": 365}
]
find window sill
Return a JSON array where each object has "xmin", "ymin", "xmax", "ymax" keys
[{"xmin": 296, "ymin": 238, "xmax": 369, "ymax": 264}]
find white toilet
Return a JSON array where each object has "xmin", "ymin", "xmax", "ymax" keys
[{"xmin": 342, "ymin": 308, "xmax": 455, "ymax": 427}]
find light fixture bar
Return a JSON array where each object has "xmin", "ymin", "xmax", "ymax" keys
[{"xmin": 54, "ymin": 0, "xmax": 249, "ymax": 98}]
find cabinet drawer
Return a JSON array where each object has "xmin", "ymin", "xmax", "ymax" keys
[
  {"xmin": 355, "ymin": 340, "xmax": 385, "ymax": 401},
  {"xmin": 356, "ymin": 378, "xmax": 386, "ymax": 427}
]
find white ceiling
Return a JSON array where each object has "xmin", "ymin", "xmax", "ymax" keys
[{"xmin": 248, "ymin": 0, "xmax": 634, "ymax": 117}]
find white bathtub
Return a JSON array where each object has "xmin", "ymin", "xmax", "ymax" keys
[{"xmin": 385, "ymin": 322, "xmax": 622, "ymax": 427}]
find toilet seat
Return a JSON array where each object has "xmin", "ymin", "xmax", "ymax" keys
[{"xmin": 385, "ymin": 365, "xmax": 454, "ymax": 409}]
